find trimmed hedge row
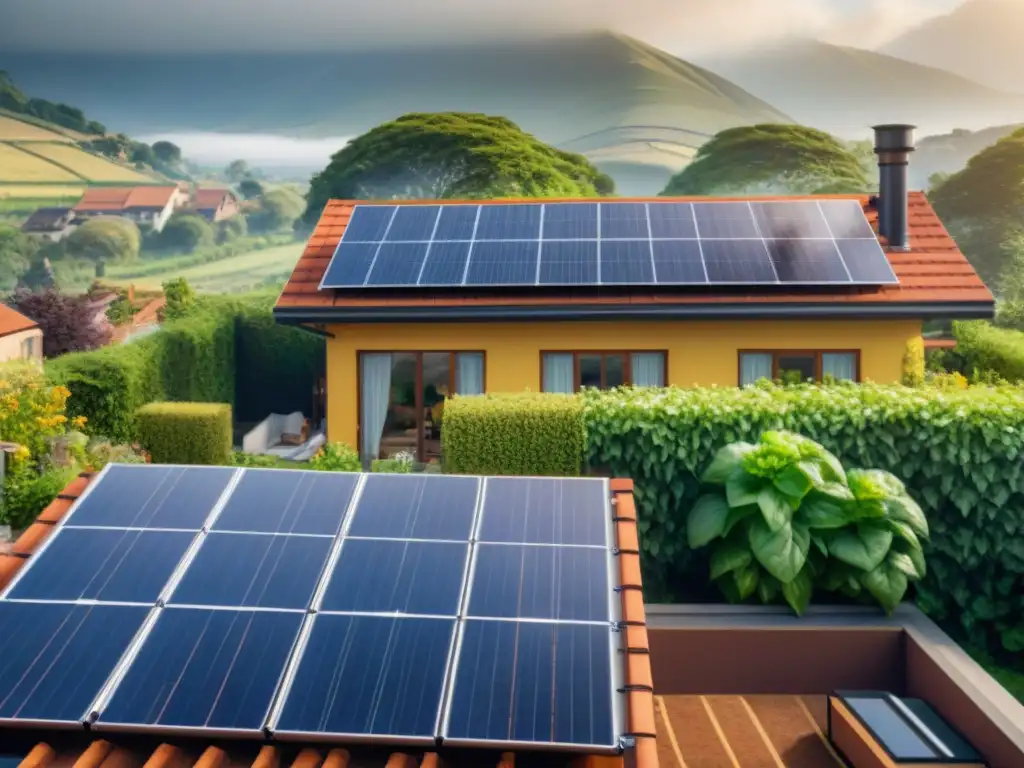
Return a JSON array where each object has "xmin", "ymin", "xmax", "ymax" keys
[
  {"xmin": 442, "ymin": 392, "xmax": 586, "ymax": 476},
  {"xmin": 579, "ymin": 383, "xmax": 1024, "ymax": 656},
  {"xmin": 946, "ymin": 321, "xmax": 1024, "ymax": 382},
  {"xmin": 137, "ymin": 402, "xmax": 233, "ymax": 465}
]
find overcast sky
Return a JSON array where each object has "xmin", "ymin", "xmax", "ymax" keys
[{"xmin": 0, "ymin": 0, "xmax": 965, "ymax": 55}]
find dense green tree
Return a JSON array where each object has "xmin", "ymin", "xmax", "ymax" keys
[
  {"xmin": 64, "ymin": 217, "xmax": 141, "ymax": 263},
  {"xmin": 251, "ymin": 189, "xmax": 305, "ymax": 233},
  {"xmin": 17, "ymin": 257, "xmax": 55, "ymax": 292},
  {"xmin": 151, "ymin": 141, "xmax": 182, "ymax": 167},
  {"xmin": 0, "ymin": 71, "xmax": 105, "ymax": 135},
  {"xmin": 225, "ymin": 160, "xmax": 249, "ymax": 182},
  {"xmin": 237, "ymin": 178, "xmax": 264, "ymax": 200},
  {"xmin": 159, "ymin": 214, "xmax": 215, "ymax": 252},
  {"xmin": 302, "ymin": 112, "xmax": 615, "ymax": 228},
  {"xmin": 0, "ymin": 224, "xmax": 38, "ymax": 292},
  {"xmin": 216, "ymin": 215, "xmax": 248, "ymax": 243},
  {"xmin": 661, "ymin": 124, "xmax": 870, "ymax": 196},
  {"xmin": 162, "ymin": 277, "xmax": 196, "ymax": 321}
]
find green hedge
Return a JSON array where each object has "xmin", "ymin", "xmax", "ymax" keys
[
  {"xmin": 580, "ymin": 383, "xmax": 1024, "ymax": 657},
  {"xmin": 442, "ymin": 392, "xmax": 585, "ymax": 476},
  {"xmin": 137, "ymin": 401, "xmax": 233, "ymax": 465},
  {"xmin": 949, "ymin": 321, "xmax": 1024, "ymax": 382}
]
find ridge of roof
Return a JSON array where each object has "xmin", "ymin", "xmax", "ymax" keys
[
  {"xmin": 0, "ymin": 472, "xmax": 656, "ymax": 768},
  {"xmin": 274, "ymin": 193, "xmax": 994, "ymax": 322}
]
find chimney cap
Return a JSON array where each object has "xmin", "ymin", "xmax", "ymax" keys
[{"xmin": 873, "ymin": 124, "xmax": 916, "ymax": 154}]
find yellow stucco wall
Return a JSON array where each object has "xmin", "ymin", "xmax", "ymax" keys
[{"xmin": 324, "ymin": 318, "xmax": 922, "ymax": 448}]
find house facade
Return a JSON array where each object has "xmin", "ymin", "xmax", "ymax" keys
[
  {"xmin": 20, "ymin": 207, "xmax": 78, "ymax": 242},
  {"xmin": 0, "ymin": 304, "xmax": 43, "ymax": 364},
  {"xmin": 189, "ymin": 188, "xmax": 240, "ymax": 222},
  {"xmin": 274, "ymin": 129, "xmax": 994, "ymax": 463},
  {"xmin": 73, "ymin": 186, "xmax": 187, "ymax": 233}
]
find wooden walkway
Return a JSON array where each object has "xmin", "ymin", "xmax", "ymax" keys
[{"xmin": 654, "ymin": 695, "xmax": 847, "ymax": 767}]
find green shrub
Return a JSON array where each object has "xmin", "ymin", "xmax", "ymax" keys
[
  {"xmin": 687, "ymin": 431, "xmax": 928, "ymax": 615},
  {"xmin": 372, "ymin": 457, "xmax": 413, "ymax": 473},
  {"xmin": 581, "ymin": 383, "xmax": 1024, "ymax": 655},
  {"xmin": 952, "ymin": 321, "xmax": 1024, "ymax": 382},
  {"xmin": 1, "ymin": 466, "xmax": 77, "ymax": 529},
  {"xmin": 229, "ymin": 451, "xmax": 279, "ymax": 468},
  {"xmin": 902, "ymin": 337, "xmax": 925, "ymax": 386},
  {"xmin": 309, "ymin": 442, "xmax": 361, "ymax": 472},
  {"xmin": 82, "ymin": 437, "xmax": 147, "ymax": 471},
  {"xmin": 136, "ymin": 402, "xmax": 232, "ymax": 465},
  {"xmin": 442, "ymin": 392, "xmax": 585, "ymax": 476}
]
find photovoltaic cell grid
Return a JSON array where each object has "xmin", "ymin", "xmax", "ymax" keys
[
  {"xmin": 0, "ymin": 465, "xmax": 622, "ymax": 752},
  {"xmin": 319, "ymin": 200, "xmax": 898, "ymax": 289}
]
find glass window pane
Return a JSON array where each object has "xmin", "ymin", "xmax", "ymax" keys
[
  {"xmin": 542, "ymin": 353, "xmax": 574, "ymax": 393},
  {"xmin": 822, "ymin": 352, "xmax": 857, "ymax": 381},
  {"xmin": 579, "ymin": 355, "xmax": 602, "ymax": 389},
  {"xmin": 739, "ymin": 353, "xmax": 773, "ymax": 386},
  {"xmin": 630, "ymin": 352, "xmax": 665, "ymax": 387},
  {"xmin": 777, "ymin": 354, "xmax": 815, "ymax": 384},
  {"xmin": 605, "ymin": 355, "xmax": 625, "ymax": 388}
]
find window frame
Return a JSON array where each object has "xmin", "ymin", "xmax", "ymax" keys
[
  {"xmin": 540, "ymin": 350, "xmax": 669, "ymax": 392},
  {"xmin": 355, "ymin": 350, "xmax": 487, "ymax": 461},
  {"xmin": 737, "ymin": 349, "xmax": 861, "ymax": 385}
]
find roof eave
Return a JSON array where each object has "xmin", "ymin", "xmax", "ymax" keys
[{"xmin": 274, "ymin": 300, "xmax": 996, "ymax": 325}]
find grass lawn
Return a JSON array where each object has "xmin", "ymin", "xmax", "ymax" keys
[{"xmin": 105, "ymin": 242, "xmax": 305, "ymax": 293}]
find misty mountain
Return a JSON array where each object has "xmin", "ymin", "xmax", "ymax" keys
[
  {"xmin": 1, "ymin": 32, "xmax": 791, "ymax": 195},
  {"xmin": 694, "ymin": 39, "xmax": 1024, "ymax": 142},
  {"xmin": 880, "ymin": 0, "xmax": 1024, "ymax": 94}
]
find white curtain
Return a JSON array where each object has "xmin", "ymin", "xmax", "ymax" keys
[
  {"xmin": 630, "ymin": 352, "xmax": 665, "ymax": 387},
  {"xmin": 456, "ymin": 352, "xmax": 485, "ymax": 395},
  {"xmin": 740, "ymin": 353, "xmax": 773, "ymax": 386},
  {"xmin": 542, "ymin": 353, "xmax": 575, "ymax": 393},
  {"xmin": 822, "ymin": 352, "xmax": 857, "ymax": 381},
  {"xmin": 360, "ymin": 353, "xmax": 392, "ymax": 459}
]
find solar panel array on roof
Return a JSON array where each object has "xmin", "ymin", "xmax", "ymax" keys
[
  {"xmin": 318, "ymin": 200, "xmax": 898, "ymax": 290},
  {"xmin": 0, "ymin": 464, "xmax": 623, "ymax": 752}
]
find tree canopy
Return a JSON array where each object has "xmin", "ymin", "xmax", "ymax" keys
[
  {"xmin": 64, "ymin": 217, "xmax": 141, "ymax": 263},
  {"xmin": 302, "ymin": 113, "xmax": 615, "ymax": 228},
  {"xmin": 251, "ymin": 189, "xmax": 305, "ymax": 233},
  {"xmin": 160, "ymin": 214, "xmax": 214, "ymax": 252},
  {"xmin": 10, "ymin": 288, "xmax": 111, "ymax": 357},
  {"xmin": 0, "ymin": 224, "xmax": 38, "ymax": 292},
  {"xmin": 225, "ymin": 160, "xmax": 249, "ymax": 182},
  {"xmin": 238, "ymin": 178, "xmax": 264, "ymax": 200},
  {"xmin": 661, "ymin": 124, "xmax": 870, "ymax": 196}
]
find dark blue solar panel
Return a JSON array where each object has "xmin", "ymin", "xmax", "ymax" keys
[
  {"xmin": 468, "ymin": 544, "xmax": 609, "ymax": 622},
  {"xmin": 320, "ymin": 243, "xmax": 378, "ymax": 288},
  {"xmin": 213, "ymin": 469, "xmax": 358, "ymax": 536},
  {"xmin": 320, "ymin": 539, "xmax": 468, "ymax": 615},
  {"xmin": 820, "ymin": 200, "xmax": 876, "ymax": 239},
  {"xmin": 446, "ymin": 620, "xmax": 614, "ymax": 748},
  {"xmin": 651, "ymin": 240, "xmax": 707, "ymax": 284},
  {"xmin": 836, "ymin": 239, "xmax": 898, "ymax": 283},
  {"xmin": 600, "ymin": 203, "xmax": 649, "ymax": 239},
  {"xmin": 478, "ymin": 478, "xmax": 607, "ymax": 546},
  {"xmin": 648, "ymin": 203, "xmax": 698, "ymax": 239},
  {"xmin": 275, "ymin": 615, "xmax": 453, "ymax": 739},
  {"xmin": 100, "ymin": 607, "xmax": 302, "ymax": 732},
  {"xmin": 418, "ymin": 241, "xmax": 471, "ymax": 285},
  {"xmin": 692, "ymin": 202, "xmax": 759, "ymax": 239},
  {"xmin": 543, "ymin": 203, "xmax": 598, "ymax": 239},
  {"xmin": 347, "ymin": 475, "xmax": 479, "ymax": 541},
  {"xmin": 767, "ymin": 239, "xmax": 850, "ymax": 283},
  {"xmin": 343, "ymin": 206, "xmax": 396, "ymax": 242},
  {"xmin": 365, "ymin": 243, "xmax": 430, "ymax": 286},
  {"xmin": 385, "ymin": 206, "xmax": 440, "ymax": 241},
  {"xmin": 843, "ymin": 698, "xmax": 936, "ymax": 760},
  {"xmin": 701, "ymin": 240, "xmax": 778, "ymax": 283},
  {"xmin": 7, "ymin": 528, "xmax": 193, "ymax": 603},
  {"xmin": 69, "ymin": 465, "xmax": 233, "ymax": 530},
  {"xmin": 600, "ymin": 240, "xmax": 654, "ymax": 284},
  {"xmin": 0, "ymin": 602, "xmax": 147, "ymax": 724},
  {"xmin": 475, "ymin": 205, "xmax": 541, "ymax": 240},
  {"xmin": 433, "ymin": 206, "xmax": 478, "ymax": 241},
  {"xmin": 466, "ymin": 241, "xmax": 538, "ymax": 285},
  {"xmin": 539, "ymin": 240, "xmax": 598, "ymax": 285},
  {"xmin": 752, "ymin": 201, "xmax": 832, "ymax": 239},
  {"xmin": 169, "ymin": 533, "xmax": 332, "ymax": 610}
]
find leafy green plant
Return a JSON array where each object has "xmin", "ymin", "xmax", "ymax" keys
[
  {"xmin": 372, "ymin": 450, "xmax": 414, "ymax": 473},
  {"xmin": 83, "ymin": 437, "xmax": 147, "ymax": 471},
  {"xmin": 229, "ymin": 451, "xmax": 279, "ymax": 468},
  {"xmin": 136, "ymin": 402, "xmax": 232, "ymax": 465},
  {"xmin": 687, "ymin": 430, "xmax": 929, "ymax": 616},
  {"xmin": 1, "ymin": 466, "xmax": 77, "ymax": 529},
  {"xmin": 309, "ymin": 442, "xmax": 362, "ymax": 472}
]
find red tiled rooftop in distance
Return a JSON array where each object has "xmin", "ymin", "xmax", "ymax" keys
[
  {"xmin": 275, "ymin": 193, "xmax": 993, "ymax": 313},
  {"xmin": 74, "ymin": 186, "xmax": 178, "ymax": 211},
  {"xmin": 0, "ymin": 474, "xmax": 656, "ymax": 768},
  {"xmin": 191, "ymin": 188, "xmax": 233, "ymax": 209}
]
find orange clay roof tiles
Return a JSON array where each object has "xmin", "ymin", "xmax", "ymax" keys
[
  {"xmin": 75, "ymin": 187, "xmax": 178, "ymax": 211},
  {"xmin": 0, "ymin": 474, "xmax": 656, "ymax": 768},
  {"xmin": 0, "ymin": 303, "xmax": 38, "ymax": 337},
  {"xmin": 273, "ymin": 194, "xmax": 994, "ymax": 321}
]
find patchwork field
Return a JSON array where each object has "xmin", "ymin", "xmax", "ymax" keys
[
  {"xmin": 21, "ymin": 142, "xmax": 153, "ymax": 182},
  {"xmin": 0, "ymin": 115, "xmax": 75, "ymax": 142},
  {"xmin": 0, "ymin": 186, "xmax": 85, "ymax": 201},
  {"xmin": 0, "ymin": 144, "xmax": 83, "ymax": 182}
]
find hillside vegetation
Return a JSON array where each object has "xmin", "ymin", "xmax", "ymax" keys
[{"xmin": 0, "ymin": 70, "xmax": 104, "ymax": 135}]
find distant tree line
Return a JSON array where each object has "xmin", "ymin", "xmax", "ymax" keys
[{"xmin": 0, "ymin": 70, "xmax": 105, "ymax": 135}]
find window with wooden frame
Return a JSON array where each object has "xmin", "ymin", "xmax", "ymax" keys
[
  {"xmin": 541, "ymin": 351, "xmax": 667, "ymax": 393},
  {"xmin": 738, "ymin": 350, "xmax": 859, "ymax": 386}
]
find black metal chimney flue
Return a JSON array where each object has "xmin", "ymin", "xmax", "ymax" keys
[{"xmin": 872, "ymin": 124, "xmax": 916, "ymax": 251}]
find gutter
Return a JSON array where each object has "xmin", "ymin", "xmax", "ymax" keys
[{"xmin": 273, "ymin": 301, "xmax": 996, "ymax": 325}]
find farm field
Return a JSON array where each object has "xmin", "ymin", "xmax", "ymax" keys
[
  {"xmin": 0, "ymin": 115, "xmax": 75, "ymax": 141},
  {"xmin": 105, "ymin": 242, "xmax": 305, "ymax": 293},
  {"xmin": 0, "ymin": 144, "xmax": 82, "ymax": 182},
  {"xmin": 22, "ymin": 143, "xmax": 154, "ymax": 182}
]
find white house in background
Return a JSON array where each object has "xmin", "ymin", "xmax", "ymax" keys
[
  {"xmin": 0, "ymin": 304, "xmax": 43, "ymax": 364},
  {"xmin": 73, "ymin": 186, "xmax": 187, "ymax": 233},
  {"xmin": 20, "ymin": 207, "xmax": 78, "ymax": 242}
]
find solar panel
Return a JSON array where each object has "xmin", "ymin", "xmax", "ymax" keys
[
  {"xmin": 346, "ymin": 474, "xmax": 479, "ymax": 540},
  {"xmin": 212, "ymin": 469, "xmax": 358, "ymax": 535},
  {"xmin": 319, "ymin": 200, "xmax": 896, "ymax": 289},
  {"xmin": 477, "ymin": 477, "xmax": 610, "ymax": 546}
]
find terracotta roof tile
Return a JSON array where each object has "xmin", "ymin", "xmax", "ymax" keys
[
  {"xmin": 1, "ymin": 473, "xmax": 657, "ymax": 768},
  {"xmin": 275, "ymin": 193, "xmax": 994, "ymax": 318},
  {"xmin": 0, "ymin": 303, "xmax": 38, "ymax": 337},
  {"xmin": 191, "ymin": 189, "xmax": 233, "ymax": 209},
  {"xmin": 75, "ymin": 187, "xmax": 178, "ymax": 212}
]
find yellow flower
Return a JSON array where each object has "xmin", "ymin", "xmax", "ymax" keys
[
  {"xmin": 13, "ymin": 445, "xmax": 30, "ymax": 461},
  {"xmin": 72, "ymin": 415, "xmax": 88, "ymax": 429}
]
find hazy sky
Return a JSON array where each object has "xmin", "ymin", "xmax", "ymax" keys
[{"xmin": 0, "ymin": 0, "xmax": 966, "ymax": 55}]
